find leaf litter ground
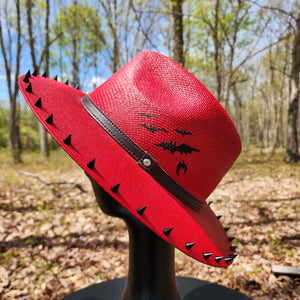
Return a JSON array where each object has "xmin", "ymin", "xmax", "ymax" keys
[{"xmin": 0, "ymin": 149, "xmax": 299, "ymax": 299}]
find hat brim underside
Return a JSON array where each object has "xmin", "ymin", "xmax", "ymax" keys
[{"xmin": 18, "ymin": 74, "xmax": 235, "ymax": 267}]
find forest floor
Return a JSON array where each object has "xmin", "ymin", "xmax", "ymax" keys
[{"xmin": 0, "ymin": 148, "xmax": 299, "ymax": 299}]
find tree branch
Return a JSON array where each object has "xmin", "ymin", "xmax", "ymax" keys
[
  {"xmin": 248, "ymin": 0, "xmax": 297, "ymax": 21},
  {"xmin": 17, "ymin": 170, "xmax": 86, "ymax": 197}
]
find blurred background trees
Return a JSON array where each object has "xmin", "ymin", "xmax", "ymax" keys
[{"xmin": 0, "ymin": 0, "xmax": 299, "ymax": 163}]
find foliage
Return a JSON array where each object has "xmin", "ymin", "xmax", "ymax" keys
[
  {"xmin": 52, "ymin": 2, "xmax": 105, "ymax": 85},
  {"xmin": 20, "ymin": 108, "xmax": 40, "ymax": 151},
  {"xmin": 0, "ymin": 0, "xmax": 299, "ymax": 160}
]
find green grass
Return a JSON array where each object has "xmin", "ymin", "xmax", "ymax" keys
[
  {"xmin": 231, "ymin": 148, "xmax": 300, "ymax": 179},
  {"xmin": 0, "ymin": 248, "xmax": 19, "ymax": 264},
  {"xmin": 0, "ymin": 148, "xmax": 77, "ymax": 172}
]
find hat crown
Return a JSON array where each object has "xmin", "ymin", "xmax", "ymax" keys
[{"xmin": 90, "ymin": 51, "xmax": 241, "ymax": 201}]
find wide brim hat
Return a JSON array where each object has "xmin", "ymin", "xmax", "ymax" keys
[{"xmin": 18, "ymin": 51, "xmax": 241, "ymax": 267}]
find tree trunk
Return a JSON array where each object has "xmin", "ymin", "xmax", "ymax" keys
[
  {"xmin": 213, "ymin": 0, "xmax": 221, "ymax": 101},
  {"xmin": 26, "ymin": 0, "xmax": 50, "ymax": 156},
  {"xmin": 99, "ymin": 0, "xmax": 120, "ymax": 72},
  {"xmin": 285, "ymin": 13, "xmax": 300, "ymax": 163},
  {"xmin": 232, "ymin": 84, "xmax": 244, "ymax": 144},
  {"xmin": 39, "ymin": 0, "xmax": 50, "ymax": 157},
  {"xmin": 112, "ymin": 0, "xmax": 119, "ymax": 72},
  {"xmin": 9, "ymin": 101, "xmax": 22, "ymax": 163},
  {"xmin": 171, "ymin": 0, "xmax": 184, "ymax": 66},
  {"xmin": 26, "ymin": 0, "xmax": 37, "ymax": 71},
  {"xmin": 0, "ymin": 0, "xmax": 22, "ymax": 163},
  {"xmin": 72, "ymin": 0, "xmax": 80, "ymax": 87}
]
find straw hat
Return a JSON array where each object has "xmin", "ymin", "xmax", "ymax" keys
[{"xmin": 18, "ymin": 51, "xmax": 241, "ymax": 267}]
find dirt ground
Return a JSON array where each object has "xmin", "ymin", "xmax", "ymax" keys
[{"xmin": 0, "ymin": 149, "xmax": 299, "ymax": 299}]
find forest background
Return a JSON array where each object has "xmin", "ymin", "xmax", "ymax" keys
[{"xmin": 0, "ymin": 0, "xmax": 300, "ymax": 163}]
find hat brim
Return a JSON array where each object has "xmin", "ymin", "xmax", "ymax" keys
[{"xmin": 18, "ymin": 74, "xmax": 235, "ymax": 267}]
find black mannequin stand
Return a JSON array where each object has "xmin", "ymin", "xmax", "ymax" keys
[{"xmin": 62, "ymin": 176, "xmax": 252, "ymax": 300}]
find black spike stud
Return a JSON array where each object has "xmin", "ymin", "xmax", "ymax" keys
[
  {"xmin": 224, "ymin": 257, "xmax": 234, "ymax": 264},
  {"xmin": 32, "ymin": 70, "xmax": 38, "ymax": 76},
  {"xmin": 224, "ymin": 227, "xmax": 230, "ymax": 232},
  {"xmin": 229, "ymin": 254, "xmax": 238, "ymax": 259},
  {"xmin": 45, "ymin": 113, "xmax": 53, "ymax": 124},
  {"xmin": 163, "ymin": 227, "xmax": 173, "ymax": 237},
  {"xmin": 75, "ymin": 85, "xmax": 80, "ymax": 90},
  {"xmin": 34, "ymin": 97, "xmax": 42, "ymax": 108},
  {"xmin": 214, "ymin": 256, "xmax": 224, "ymax": 263},
  {"xmin": 42, "ymin": 71, "xmax": 47, "ymax": 77},
  {"xmin": 86, "ymin": 159, "xmax": 96, "ymax": 169},
  {"xmin": 216, "ymin": 215, "xmax": 222, "ymax": 220},
  {"xmin": 230, "ymin": 246, "xmax": 237, "ymax": 252},
  {"xmin": 110, "ymin": 183, "xmax": 120, "ymax": 194},
  {"xmin": 53, "ymin": 75, "xmax": 58, "ymax": 81},
  {"xmin": 25, "ymin": 83, "xmax": 32, "ymax": 93},
  {"xmin": 63, "ymin": 134, "xmax": 72, "ymax": 145},
  {"xmin": 23, "ymin": 70, "xmax": 31, "ymax": 83},
  {"xmin": 207, "ymin": 201, "xmax": 213, "ymax": 205},
  {"xmin": 228, "ymin": 237, "xmax": 235, "ymax": 242},
  {"xmin": 65, "ymin": 79, "xmax": 69, "ymax": 85},
  {"xmin": 185, "ymin": 243, "xmax": 195, "ymax": 250},
  {"xmin": 203, "ymin": 253, "xmax": 213, "ymax": 260},
  {"xmin": 137, "ymin": 206, "xmax": 147, "ymax": 216}
]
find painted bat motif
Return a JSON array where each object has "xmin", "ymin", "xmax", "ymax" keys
[
  {"xmin": 176, "ymin": 160, "xmax": 188, "ymax": 175},
  {"xmin": 139, "ymin": 113, "xmax": 157, "ymax": 118},
  {"xmin": 174, "ymin": 128, "xmax": 194, "ymax": 137},
  {"xmin": 154, "ymin": 141, "xmax": 200, "ymax": 155},
  {"xmin": 139, "ymin": 124, "xmax": 169, "ymax": 134}
]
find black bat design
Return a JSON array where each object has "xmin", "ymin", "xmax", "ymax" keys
[
  {"xmin": 154, "ymin": 141, "xmax": 200, "ymax": 155},
  {"xmin": 139, "ymin": 124, "xmax": 169, "ymax": 134},
  {"xmin": 176, "ymin": 160, "xmax": 188, "ymax": 175},
  {"xmin": 174, "ymin": 128, "xmax": 194, "ymax": 137},
  {"xmin": 139, "ymin": 113, "xmax": 157, "ymax": 118}
]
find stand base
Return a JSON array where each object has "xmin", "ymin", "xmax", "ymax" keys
[{"xmin": 61, "ymin": 276, "xmax": 252, "ymax": 300}]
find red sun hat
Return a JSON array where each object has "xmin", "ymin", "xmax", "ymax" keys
[{"xmin": 18, "ymin": 51, "xmax": 241, "ymax": 267}]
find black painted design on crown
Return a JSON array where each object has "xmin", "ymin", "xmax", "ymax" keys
[
  {"xmin": 154, "ymin": 141, "xmax": 200, "ymax": 155},
  {"xmin": 139, "ymin": 113, "xmax": 156, "ymax": 118},
  {"xmin": 139, "ymin": 124, "xmax": 168, "ymax": 134},
  {"xmin": 174, "ymin": 129, "xmax": 194, "ymax": 137},
  {"xmin": 176, "ymin": 160, "xmax": 187, "ymax": 175}
]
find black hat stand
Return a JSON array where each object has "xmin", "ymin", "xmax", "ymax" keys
[{"xmin": 62, "ymin": 176, "xmax": 252, "ymax": 300}]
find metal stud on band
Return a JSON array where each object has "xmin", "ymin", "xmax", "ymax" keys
[{"xmin": 143, "ymin": 158, "xmax": 151, "ymax": 167}]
